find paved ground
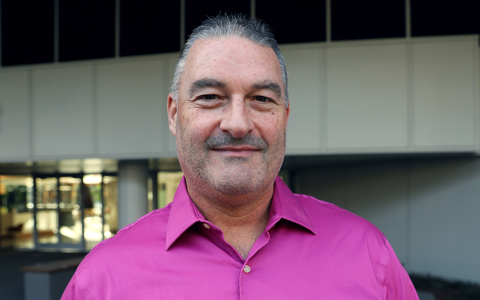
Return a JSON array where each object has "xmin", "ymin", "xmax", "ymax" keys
[{"xmin": 0, "ymin": 249, "xmax": 86, "ymax": 300}]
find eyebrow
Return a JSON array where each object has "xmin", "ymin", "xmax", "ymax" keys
[
  {"xmin": 252, "ymin": 81, "xmax": 282, "ymax": 99},
  {"xmin": 188, "ymin": 78, "xmax": 283, "ymax": 99},
  {"xmin": 189, "ymin": 78, "xmax": 226, "ymax": 98}
]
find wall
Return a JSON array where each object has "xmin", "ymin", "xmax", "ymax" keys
[
  {"xmin": 0, "ymin": 35, "xmax": 478, "ymax": 163},
  {"xmin": 295, "ymin": 156, "xmax": 480, "ymax": 283},
  {"xmin": 0, "ymin": 54, "xmax": 178, "ymax": 162}
]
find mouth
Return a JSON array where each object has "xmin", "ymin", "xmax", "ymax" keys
[{"xmin": 211, "ymin": 146, "xmax": 260, "ymax": 157}]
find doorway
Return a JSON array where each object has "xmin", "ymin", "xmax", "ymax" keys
[{"xmin": 33, "ymin": 174, "xmax": 118, "ymax": 251}]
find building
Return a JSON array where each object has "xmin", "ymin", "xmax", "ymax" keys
[{"xmin": 0, "ymin": 0, "xmax": 479, "ymax": 284}]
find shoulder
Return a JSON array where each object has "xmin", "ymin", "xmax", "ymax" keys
[
  {"xmin": 63, "ymin": 205, "xmax": 175, "ymax": 298},
  {"xmin": 80, "ymin": 204, "xmax": 171, "ymax": 270},
  {"xmin": 292, "ymin": 194, "xmax": 418, "ymax": 299},
  {"xmin": 294, "ymin": 193, "xmax": 370, "ymax": 223},
  {"xmin": 294, "ymin": 193, "xmax": 400, "ymax": 272},
  {"xmin": 294, "ymin": 193, "xmax": 387, "ymax": 241},
  {"xmin": 64, "ymin": 205, "xmax": 172, "ymax": 298},
  {"xmin": 103, "ymin": 204, "xmax": 170, "ymax": 245}
]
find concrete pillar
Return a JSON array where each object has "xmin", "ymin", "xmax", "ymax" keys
[{"xmin": 118, "ymin": 160, "xmax": 149, "ymax": 229}]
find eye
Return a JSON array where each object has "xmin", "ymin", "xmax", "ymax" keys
[
  {"xmin": 199, "ymin": 94, "xmax": 219, "ymax": 100},
  {"xmin": 254, "ymin": 96, "xmax": 270, "ymax": 103}
]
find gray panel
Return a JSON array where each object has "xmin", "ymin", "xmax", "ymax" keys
[
  {"xmin": 413, "ymin": 40, "xmax": 476, "ymax": 147},
  {"xmin": 296, "ymin": 167, "xmax": 347, "ymax": 209},
  {"xmin": 0, "ymin": 71, "xmax": 30, "ymax": 159},
  {"xmin": 50, "ymin": 269, "xmax": 76, "ymax": 300},
  {"xmin": 32, "ymin": 66, "xmax": 95, "ymax": 157},
  {"xmin": 97, "ymin": 60, "xmax": 166, "ymax": 155},
  {"xmin": 24, "ymin": 272, "xmax": 50, "ymax": 300},
  {"xmin": 282, "ymin": 48, "xmax": 323, "ymax": 153},
  {"xmin": 417, "ymin": 291, "xmax": 436, "ymax": 300},
  {"xmin": 24, "ymin": 269, "xmax": 76, "ymax": 300},
  {"xmin": 326, "ymin": 44, "xmax": 408, "ymax": 149},
  {"xmin": 409, "ymin": 157, "xmax": 480, "ymax": 283},
  {"xmin": 346, "ymin": 162, "xmax": 409, "ymax": 265}
]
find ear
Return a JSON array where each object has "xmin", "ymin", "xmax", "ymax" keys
[
  {"xmin": 285, "ymin": 102, "xmax": 290, "ymax": 128},
  {"xmin": 167, "ymin": 93, "xmax": 178, "ymax": 137}
]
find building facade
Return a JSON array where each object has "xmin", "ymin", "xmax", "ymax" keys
[{"xmin": 1, "ymin": 0, "xmax": 479, "ymax": 284}]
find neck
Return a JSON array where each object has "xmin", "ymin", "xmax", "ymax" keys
[{"xmin": 188, "ymin": 184, "xmax": 273, "ymax": 259}]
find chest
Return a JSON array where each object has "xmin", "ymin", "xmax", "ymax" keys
[{"xmin": 94, "ymin": 228, "xmax": 383, "ymax": 300}]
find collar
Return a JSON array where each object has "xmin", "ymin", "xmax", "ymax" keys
[
  {"xmin": 165, "ymin": 176, "xmax": 316, "ymax": 250},
  {"xmin": 165, "ymin": 177, "xmax": 205, "ymax": 250},
  {"xmin": 267, "ymin": 176, "xmax": 316, "ymax": 235}
]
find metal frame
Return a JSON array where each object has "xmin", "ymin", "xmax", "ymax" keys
[{"xmin": 150, "ymin": 170, "xmax": 158, "ymax": 211}]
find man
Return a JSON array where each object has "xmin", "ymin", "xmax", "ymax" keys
[{"xmin": 62, "ymin": 15, "xmax": 419, "ymax": 299}]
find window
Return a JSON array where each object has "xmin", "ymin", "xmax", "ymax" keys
[
  {"xmin": 1, "ymin": 0, "xmax": 54, "ymax": 66},
  {"xmin": 256, "ymin": 0, "xmax": 326, "ymax": 44},
  {"xmin": 120, "ymin": 0, "xmax": 181, "ymax": 56},
  {"xmin": 332, "ymin": 0, "xmax": 405, "ymax": 40},
  {"xmin": 411, "ymin": 0, "xmax": 480, "ymax": 36},
  {"xmin": 59, "ymin": 0, "xmax": 115, "ymax": 61},
  {"xmin": 185, "ymin": 0, "xmax": 250, "ymax": 40}
]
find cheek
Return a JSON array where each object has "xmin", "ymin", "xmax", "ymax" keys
[
  {"xmin": 180, "ymin": 111, "xmax": 219, "ymax": 139},
  {"xmin": 254, "ymin": 113, "xmax": 287, "ymax": 142}
]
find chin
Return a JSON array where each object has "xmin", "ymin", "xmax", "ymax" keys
[{"xmin": 209, "ymin": 169, "xmax": 268, "ymax": 196}]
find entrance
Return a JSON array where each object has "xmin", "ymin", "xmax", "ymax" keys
[{"xmin": 33, "ymin": 174, "xmax": 118, "ymax": 251}]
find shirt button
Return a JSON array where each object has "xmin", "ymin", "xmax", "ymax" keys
[
  {"xmin": 243, "ymin": 265, "xmax": 251, "ymax": 273},
  {"xmin": 203, "ymin": 223, "xmax": 211, "ymax": 230}
]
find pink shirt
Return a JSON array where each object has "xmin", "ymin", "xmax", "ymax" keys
[{"xmin": 62, "ymin": 176, "xmax": 419, "ymax": 299}]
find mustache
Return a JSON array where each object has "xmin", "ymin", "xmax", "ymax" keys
[{"xmin": 205, "ymin": 134, "xmax": 268, "ymax": 150}]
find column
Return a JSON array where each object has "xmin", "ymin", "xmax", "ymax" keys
[{"xmin": 117, "ymin": 160, "xmax": 149, "ymax": 229}]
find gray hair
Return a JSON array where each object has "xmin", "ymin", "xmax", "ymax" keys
[{"xmin": 170, "ymin": 14, "xmax": 289, "ymax": 107}]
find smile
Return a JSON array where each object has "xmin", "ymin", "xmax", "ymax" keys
[{"xmin": 211, "ymin": 146, "xmax": 260, "ymax": 157}]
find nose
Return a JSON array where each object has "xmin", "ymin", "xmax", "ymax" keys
[{"xmin": 219, "ymin": 96, "xmax": 254, "ymax": 138}]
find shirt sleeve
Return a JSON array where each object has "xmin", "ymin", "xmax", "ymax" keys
[
  {"xmin": 61, "ymin": 271, "xmax": 78, "ymax": 300},
  {"xmin": 381, "ymin": 239, "xmax": 419, "ymax": 300}
]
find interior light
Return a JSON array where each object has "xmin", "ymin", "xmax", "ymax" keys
[{"xmin": 84, "ymin": 174, "xmax": 102, "ymax": 185}]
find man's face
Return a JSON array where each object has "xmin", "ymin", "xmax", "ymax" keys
[{"xmin": 168, "ymin": 37, "xmax": 289, "ymax": 204}]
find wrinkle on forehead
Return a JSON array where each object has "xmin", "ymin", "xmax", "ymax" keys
[
  {"xmin": 189, "ymin": 37, "xmax": 279, "ymax": 66},
  {"xmin": 181, "ymin": 37, "xmax": 284, "ymax": 98}
]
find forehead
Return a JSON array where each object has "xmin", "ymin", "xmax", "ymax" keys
[{"xmin": 181, "ymin": 37, "xmax": 283, "ymax": 90}]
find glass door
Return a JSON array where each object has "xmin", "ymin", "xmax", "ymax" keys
[
  {"xmin": 58, "ymin": 176, "xmax": 83, "ymax": 247},
  {"xmin": 83, "ymin": 174, "xmax": 118, "ymax": 250},
  {"xmin": 33, "ymin": 173, "xmax": 118, "ymax": 251},
  {"xmin": 34, "ymin": 175, "xmax": 84, "ymax": 250},
  {"xmin": 83, "ymin": 174, "xmax": 103, "ymax": 250},
  {"xmin": 35, "ymin": 177, "xmax": 59, "ymax": 246}
]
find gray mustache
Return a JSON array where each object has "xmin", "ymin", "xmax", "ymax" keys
[{"xmin": 205, "ymin": 134, "xmax": 268, "ymax": 150}]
